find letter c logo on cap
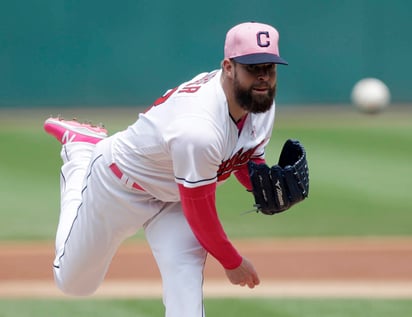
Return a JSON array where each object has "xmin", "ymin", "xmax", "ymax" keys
[{"xmin": 257, "ymin": 31, "xmax": 270, "ymax": 47}]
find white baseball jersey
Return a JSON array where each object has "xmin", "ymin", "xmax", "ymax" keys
[
  {"xmin": 52, "ymin": 68, "xmax": 276, "ymax": 317},
  {"xmin": 110, "ymin": 69, "xmax": 276, "ymax": 201}
]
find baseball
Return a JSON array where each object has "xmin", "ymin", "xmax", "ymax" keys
[{"xmin": 350, "ymin": 78, "xmax": 391, "ymax": 114}]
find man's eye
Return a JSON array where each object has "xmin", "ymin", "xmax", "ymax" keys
[
  {"xmin": 246, "ymin": 65, "xmax": 260, "ymax": 73},
  {"xmin": 268, "ymin": 65, "xmax": 276, "ymax": 71},
  {"xmin": 245, "ymin": 64, "xmax": 275, "ymax": 73}
]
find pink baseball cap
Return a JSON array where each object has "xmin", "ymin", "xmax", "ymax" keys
[{"xmin": 224, "ymin": 22, "xmax": 288, "ymax": 65}]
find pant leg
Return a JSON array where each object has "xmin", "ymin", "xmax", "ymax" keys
[
  {"xmin": 54, "ymin": 142, "xmax": 95, "ymax": 256},
  {"xmin": 53, "ymin": 140, "xmax": 159, "ymax": 296},
  {"xmin": 144, "ymin": 202, "xmax": 207, "ymax": 317}
]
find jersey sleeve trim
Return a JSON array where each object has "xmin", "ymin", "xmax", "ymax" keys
[{"xmin": 175, "ymin": 175, "xmax": 217, "ymax": 185}]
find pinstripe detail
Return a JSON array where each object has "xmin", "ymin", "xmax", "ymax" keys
[{"xmin": 54, "ymin": 154, "xmax": 103, "ymax": 268}]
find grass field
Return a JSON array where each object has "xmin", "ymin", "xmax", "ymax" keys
[
  {"xmin": 0, "ymin": 105, "xmax": 410, "ymax": 240},
  {"xmin": 0, "ymin": 105, "xmax": 411, "ymax": 316},
  {"xmin": 1, "ymin": 298, "xmax": 412, "ymax": 317}
]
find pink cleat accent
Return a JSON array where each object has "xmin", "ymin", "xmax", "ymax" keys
[{"xmin": 44, "ymin": 117, "xmax": 108, "ymax": 144}]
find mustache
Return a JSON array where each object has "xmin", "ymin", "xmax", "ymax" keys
[{"xmin": 251, "ymin": 84, "xmax": 271, "ymax": 90}]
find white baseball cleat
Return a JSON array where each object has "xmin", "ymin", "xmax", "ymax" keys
[{"xmin": 44, "ymin": 117, "xmax": 108, "ymax": 144}]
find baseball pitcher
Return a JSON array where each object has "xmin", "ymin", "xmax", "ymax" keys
[{"xmin": 44, "ymin": 22, "xmax": 308, "ymax": 317}]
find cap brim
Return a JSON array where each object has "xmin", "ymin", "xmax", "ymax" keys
[{"xmin": 233, "ymin": 53, "xmax": 288, "ymax": 65}]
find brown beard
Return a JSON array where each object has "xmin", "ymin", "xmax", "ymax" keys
[{"xmin": 233, "ymin": 72, "xmax": 276, "ymax": 113}]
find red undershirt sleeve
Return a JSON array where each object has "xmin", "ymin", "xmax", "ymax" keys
[
  {"xmin": 178, "ymin": 183, "xmax": 242, "ymax": 269},
  {"xmin": 233, "ymin": 158, "xmax": 266, "ymax": 191}
]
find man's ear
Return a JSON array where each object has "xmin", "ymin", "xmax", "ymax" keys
[{"xmin": 222, "ymin": 59, "xmax": 235, "ymax": 79}]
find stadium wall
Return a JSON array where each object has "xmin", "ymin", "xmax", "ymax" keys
[{"xmin": 1, "ymin": 0, "xmax": 410, "ymax": 107}]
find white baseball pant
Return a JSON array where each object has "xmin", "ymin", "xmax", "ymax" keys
[{"xmin": 53, "ymin": 138, "xmax": 207, "ymax": 317}]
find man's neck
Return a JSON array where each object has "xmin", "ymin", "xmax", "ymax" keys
[
  {"xmin": 221, "ymin": 74, "xmax": 248, "ymax": 122},
  {"xmin": 228, "ymin": 102, "xmax": 247, "ymax": 122}
]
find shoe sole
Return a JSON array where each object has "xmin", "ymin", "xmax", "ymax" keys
[{"xmin": 44, "ymin": 118, "xmax": 108, "ymax": 139}]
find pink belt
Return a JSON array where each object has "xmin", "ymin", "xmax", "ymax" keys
[{"xmin": 109, "ymin": 163, "xmax": 144, "ymax": 191}]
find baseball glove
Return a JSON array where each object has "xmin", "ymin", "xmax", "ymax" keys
[{"xmin": 248, "ymin": 139, "xmax": 309, "ymax": 215}]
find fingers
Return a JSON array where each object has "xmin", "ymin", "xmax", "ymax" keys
[
  {"xmin": 251, "ymin": 274, "xmax": 260, "ymax": 288},
  {"xmin": 228, "ymin": 275, "xmax": 257, "ymax": 288},
  {"xmin": 236, "ymin": 271, "xmax": 260, "ymax": 288},
  {"xmin": 238, "ymin": 280, "xmax": 256, "ymax": 288},
  {"xmin": 225, "ymin": 257, "xmax": 260, "ymax": 289},
  {"xmin": 244, "ymin": 275, "xmax": 260, "ymax": 288}
]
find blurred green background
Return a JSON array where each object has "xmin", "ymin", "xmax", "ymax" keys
[
  {"xmin": 1, "ymin": 0, "xmax": 411, "ymax": 107},
  {"xmin": 0, "ymin": 105, "xmax": 410, "ymax": 241},
  {"xmin": 1, "ymin": 298, "xmax": 412, "ymax": 317}
]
